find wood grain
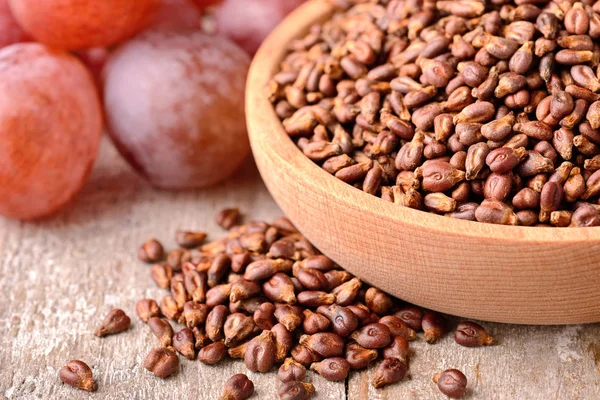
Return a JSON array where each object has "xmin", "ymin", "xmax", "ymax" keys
[
  {"xmin": 246, "ymin": 0, "xmax": 600, "ymax": 325},
  {"xmin": 1, "ymin": 138, "xmax": 600, "ymax": 400}
]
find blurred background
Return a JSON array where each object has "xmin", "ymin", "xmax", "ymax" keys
[{"xmin": 0, "ymin": 0, "xmax": 307, "ymax": 221}]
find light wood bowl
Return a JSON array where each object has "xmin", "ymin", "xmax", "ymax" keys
[{"xmin": 246, "ymin": 0, "xmax": 600, "ymax": 325}]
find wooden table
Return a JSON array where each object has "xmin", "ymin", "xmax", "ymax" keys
[{"xmin": 1, "ymin": 138, "xmax": 599, "ymax": 399}]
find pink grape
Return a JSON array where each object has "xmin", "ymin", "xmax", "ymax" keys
[
  {"xmin": 213, "ymin": 0, "xmax": 306, "ymax": 55},
  {"xmin": 8, "ymin": 0, "xmax": 161, "ymax": 50},
  {"xmin": 0, "ymin": 0, "xmax": 28, "ymax": 48},
  {"xmin": 0, "ymin": 44, "xmax": 103, "ymax": 220},
  {"xmin": 151, "ymin": 0, "xmax": 203, "ymax": 30},
  {"xmin": 103, "ymin": 30, "xmax": 251, "ymax": 190}
]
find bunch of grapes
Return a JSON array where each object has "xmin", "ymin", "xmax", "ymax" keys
[{"xmin": 0, "ymin": 0, "xmax": 306, "ymax": 220}]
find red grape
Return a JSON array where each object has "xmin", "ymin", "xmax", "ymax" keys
[
  {"xmin": 150, "ymin": 0, "xmax": 202, "ymax": 30},
  {"xmin": 0, "ymin": 0, "xmax": 28, "ymax": 48},
  {"xmin": 213, "ymin": 0, "xmax": 306, "ymax": 55},
  {"xmin": 8, "ymin": 0, "xmax": 161, "ymax": 50},
  {"xmin": 103, "ymin": 30, "xmax": 251, "ymax": 190},
  {"xmin": 0, "ymin": 44, "xmax": 103, "ymax": 220}
]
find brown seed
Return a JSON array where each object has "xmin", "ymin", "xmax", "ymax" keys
[
  {"xmin": 216, "ymin": 208, "xmax": 240, "ymax": 230},
  {"xmin": 300, "ymin": 333, "xmax": 344, "ymax": 358},
  {"xmin": 166, "ymin": 248, "xmax": 191, "ymax": 272},
  {"xmin": 297, "ymin": 291, "xmax": 335, "ymax": 307},
  {"xmin": 171, "ymin": 280, "xmax": 189, "ymax": 309},
  {"xmin": 364, "ymin": 287, "xmax": 393, "ymax": 315},
  {"xmin": 228, "ymin": 341, "xmax": 249, "ymax": 359},
  {"xmin": 465, "ymin": 142, "xmax": 490, "ymax": 180},
  {"xmin": 206, "ymin": 284, "xmax": 232, "ymax": 308},
  {"xmin": 351, "ymin": 323, "xmax": 392, "ymax": 349},
  {"xmin": 540, "ymin": 181, "xmax": 564, "ymax": 222},
  {"xmin": 278, "ymin": 357, "xmax": 307, "ymax": 383},
  {"xmin": 94, "ymin": 309, "xmax": 131, "ymax": 337},
  {"xmin": 264, "ymin": 273, "xmax": 297, "ymax": 304},
  {"xmin": 383, "ymin": 336, "xmax": 410, "ymax": 361},
  {"xmin": 310, "ymin": 357, "xmax": 351, "ymax": 381},
  {"xmin": 299, "ymin": 255, "xmax": 335, "ymax": 271},
  {"xmin": 173, "ymin": 328, "xmax": 196, "ymax": 360},
  {"xmin": 422, "ymin": 311, "xmax": 448, "ymax": 344},
  {"xmin": 221, "ymin": 374, "xmax": 254, "ymax": 400},
  {"xmin": 224, "ymin": 313, "xmax": 255, "ymax": 347},
  {"xmin": 136, "ymin": 299, "xmax": 160, "ymax": 323},
  {"xmin": 138, "ymin": 238, "xmax": 164, "ymax": 263},
  {"xmin": 484, "ymin": 173, "xmax": 513, "ymax": 201},
  {"xmin": 175, "ymin": 230, "xmax": 207, "ymax": 248},
  {"xmin": 184, "ymin": 270, "xmax": 208, "ymax": 303},
  {"xmin": 245, "ymin": 330, "xmax": 277, "ymax": 373},
  {"xmin": 379, "ymin": 315, "xmax": 417, "ymax": 340},
  {"xmin": 254, "ymin": 302, "xmax": 277, "ymax": 330},
  {"xmin": 394, "ymin": 306, "xmax": 424, "ymax": 331},
  {"xmin": 486, "ymin": 147, "xmax": 527, "ymax": 173},
  {"xmin": 274, "ymin": 304, "xmax": 304, "ymax": 331},
  {"xmin": 272, "ymin": 323, "xmax": 294, "ymax": 362},
  {"xmin": 512, "ymin": 188, "xmax": 540, "ymax": 209},
  {"xmin": 572, "ymin": 204, "xmax": 600, "ymax": 226},
  {"xmin": 317, "ymin": 304, "xmax": 358, "ymax": 337},
  {"xmin": 475, "ymin": 199, "xmax": 518, "ymax": 225},
  {"xmin": 346, "ymin": 303, "xmax": 379, "ymax": 326},
  {"xmin": 230, "ymin": 279, "xmax": 261, "ymax": 303},
  {"xmin": 420, "ymin": 160, "xmax": 465, "ymax": 192},
  {"xmin": 151, "ymin": 263, "xmax": 173, "ymax": 289},
  {"xmin": 206, "ymin": 305, "xmax": 229, "ymax": 342},
  {"xmin": 207, "ymin": 254, "xmax": 231, "ymax": 287},
  {"xmin": 278, "ymin": 381, "xmax": 315, "ymax": 400},
  {"xmin": 455, "ymin": 321, "xmax": 495, "ymax": 347},
  {"xmin": 325, "ymin": 270, "xmax": 352, "ymax": 291},
  {"xmin": 197, "ymin": 342, "xmax": 228, "ymax": 365},
  {"xmin": 160, "ymin": 294, "xmax": 181, "ymax": 321},
  {"xmin": 296, "ymin": 267, "xmax": 329, "ymax": 291},
  {"xmin": 302, "ymin": 309, "xmax": 331, "ymax": 334},
  {"xmin": 434, "ymin": 369, "xmax": 468, "ymax": 398},
  {"xmin": 59, "ymin": 360, "xmax": 97, "ymax": 392},
  {"xmin": 148, "ymin": 317, "xmax": 174, "ymax": 347},
  {"xmin": 425, "ymin": 193, "xmax": 457, "ymax": 213},
  {"xmin": 291, "ymin": 343, "xmax": 322, "ymax": 366},
  {"xmin": 144, "ymin": 347, "xmax": 179, "ymax": 378},
  {"xmin": 331, "ymin": 277, "xmax": 362, "ymax": 306},
  {"xmin": 345, "ymin": 342, "xmax": 378, "ymax": 369},
  {"xmin": 371, "ymin": 357, "xmax": 409, "ymax": 389},
  {"xmin": 244, "ymin": 258, "xmax": 293, "ymax": 281}
]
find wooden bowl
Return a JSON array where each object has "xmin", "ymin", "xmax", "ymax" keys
[{"xmin": 246, "ymin": 0, "xmax": 600, "ymax": 325}]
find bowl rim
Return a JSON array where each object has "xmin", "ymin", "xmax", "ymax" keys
[{"xmin": 247, "ymin": 0, "xmax": 600, "ymax": 245}]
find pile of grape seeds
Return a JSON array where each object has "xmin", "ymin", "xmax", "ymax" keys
[{"xmin": 59, "ymin": 208, "xmax": 492, "ymax": 399}]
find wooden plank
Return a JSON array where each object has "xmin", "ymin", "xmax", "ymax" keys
[
  {"xmin": 348, "ymin": 319, "xmax": 600, "ymax": 399},
  {"xmin": 2, "ymin": 138, "xmax": 600, "ymax": 399},
  {"xmin": 0, "ymin": 138, "xmax": 345, "ymax": 400}
]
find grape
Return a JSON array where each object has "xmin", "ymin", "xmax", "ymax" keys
[
  {"xmin": 103, "ymin": 30, "xmax": 251, "ymax": 190},
  {"xmin": 7, "ymin": 0, "xmax": 161, "ymax": 50},
  {"xmin": 0, "ymin": 44, "xmax": 103, "ymax": 220},
  {"xmin": 0, "ymin": 0, "xmax": 29, "ymax": 48},
  {"xmin": 213, "ymin": 0, "xmax": 306, "ymax": 55},
  {"xmin": 151, "ymin": 0, "xmax": 202, "ymax": 30}
]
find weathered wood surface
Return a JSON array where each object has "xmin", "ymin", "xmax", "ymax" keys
[{"xmin": 1, "ymin": 138, "xmax": 600, "ymax": 399}]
